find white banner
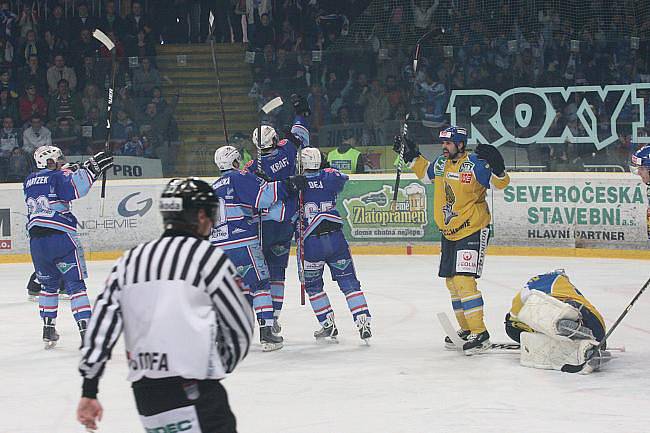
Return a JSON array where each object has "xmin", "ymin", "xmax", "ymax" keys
[
  {"xmin": 490, "ymin": 173, "xmax": 650, "ymax": 249},
  {"xmin": 0, "ymin": 179, "xmax": 167, "ymax": 255},
  {"xmin": 68, "ymin": 155, "xmax": 163, "ymax": 179}
]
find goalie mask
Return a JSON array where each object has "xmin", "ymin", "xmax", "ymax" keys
[{"xmin": 252, "ymin": 125, "xmax": 279, "ymax": 151}]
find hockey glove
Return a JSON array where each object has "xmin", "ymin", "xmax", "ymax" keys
[
  {"xmin": 283, "ymin": 128, "xmax": 302, "ymax": 149},
  {"xmin": 254, "ymin": 169, "xmax": 272, "ymax": 183},
  {"xmin": 83, "ymin": 151, "xmax": 114, "ymax": 178},
  {"xmin": 393, "ymin": 135, "xmax": 420, "ymax": 164},
  {"xmin": 285, "ymin": 175, "xmax": 307, "ymax": 195},
  {"xmin": 475, "ymin": 144, "xmax": 506, "ymax": 177},
  {"xmin": 290, "ymin": 93, "xmax": 311, "ymax": 117},
  {"xmin": 62, "ymin": 161, "xmax": 81, "ymax": 172}
]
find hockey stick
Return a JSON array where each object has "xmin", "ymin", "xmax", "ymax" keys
[
  {"xmin": 208, "ymin": 11, "xmax": 230, "ymax": 146},
  {"xmin": 256, "ymin": 97, "xmax": 284, "ymax": 249},
  {"xmin": 563, "ymin": 276, "xmax": 649, "ymax": 372},
  {"xmin": 93, "ymin": 29, "xmax": 116, "ymax": 217},
  {"xmin": 296, "ymin": 147, "xmax": 306, "ymax": 305}
]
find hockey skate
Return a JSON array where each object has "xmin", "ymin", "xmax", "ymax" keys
[
  {"xmin": 444, "ymin": 329, "xmax": 470, "ymax": 350},
  {"xmin": 260, "ymin": 326, "xmax": 283, "ymax": 352},
  {"xmin": 314, "ymin": 315, "xmax": 338, "ymax": 342},
  {"xmin": 43, "ymin": 321, "xmax": 60, "ymax": 350},
  {"xmin": 463, "ymin": 330, "xmax": 491, "ymax": 355},
  {"xmin": 355, "ymin": 314, "xmax": 372, "ymax": 343},
  {"xmin": 272, "ymin": 318, "xmax": 282, "ymax": 335}
]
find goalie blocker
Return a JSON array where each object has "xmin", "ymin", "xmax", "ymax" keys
[{"xmin": 505, "ymin": 270, "xmax": 608, "ymax": 374}]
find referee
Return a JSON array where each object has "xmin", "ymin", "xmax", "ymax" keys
[{"xmin": 77, "ymin": 178, "xmax": 255, "ymax": 433}]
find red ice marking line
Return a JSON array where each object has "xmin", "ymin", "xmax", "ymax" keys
[{"xmin": 406, "ymin": 245, "xmax": 412, "ymax": 255}]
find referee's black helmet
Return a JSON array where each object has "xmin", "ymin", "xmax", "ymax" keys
[{"xmin": 160, "ymin": 177, "xmax": 220, "ymax": 230}]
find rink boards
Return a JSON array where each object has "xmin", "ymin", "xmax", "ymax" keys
[{"xmin": 1, "ymin": 173, "xmax": 648, "ymax": 262}]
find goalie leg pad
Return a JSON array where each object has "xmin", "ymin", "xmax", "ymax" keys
[
  {"xmin": 517, "ymin": 290, "xmax": 579, "ymax": 339},
  {"xmin": 520, "ymin": 332, "xmax": 598, "ymax": 371}
]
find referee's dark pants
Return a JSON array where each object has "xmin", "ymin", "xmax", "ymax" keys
[{"xmin": 133, "ymin": 377, "xmax": 237, "ymax": 433}]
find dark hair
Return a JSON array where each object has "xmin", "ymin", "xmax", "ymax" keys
[{"xmin": 57, "ymin": 78, "xmax": 69, "ymax": 87}]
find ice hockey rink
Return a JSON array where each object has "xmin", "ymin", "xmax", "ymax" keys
[{"xmin": 2, "ymin": 254, "xmax": 649, "ymax": 433}]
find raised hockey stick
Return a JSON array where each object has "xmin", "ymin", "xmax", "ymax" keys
[
  {"xmin": 93, "ymin": 29, "xmax": 116, "ymax": 217},
  {"xmin": 563, "ymin": 276, "xmax": 649, "ymax": 372},
  {"xmin": 208, "ymin": 11, "xmax": 230, "ymax": 146},
  {"xmin": 256, "ymin": 97, "xmax": 284, "ymax": 249},
  {"xmin": 296, "ymin": 147, "xmax": 306, "ymax": 305}
]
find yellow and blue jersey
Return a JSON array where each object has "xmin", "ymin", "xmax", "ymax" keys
[
  {"xmin": 411, "ymin": 152, "xmax": 509, "ymax": 241},
  {"xmin": 509, "ymin": 271, "xmax": 606, "ymax": 340}
]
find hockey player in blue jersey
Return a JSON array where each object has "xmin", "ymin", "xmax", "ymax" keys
[
  {"xmin": 24, "ymin": 145, "xmax": 113, "ymax": 349},
  {"xmin": 298, "ymin": 147, "xmax": 372, "ymax": 342},
  {"xmin": 245, "ymin": 94, "xmax": 311, "ymax": 333},
  {"xmin": 212, "ymin": 145, "xmax": 306, "ymax": 351}
]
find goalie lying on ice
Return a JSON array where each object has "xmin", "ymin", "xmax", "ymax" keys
[{"xmin": 504, "ymin": 270, "xmax": 609, "ymax": 374}]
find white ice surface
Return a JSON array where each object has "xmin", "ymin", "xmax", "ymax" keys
[{"xmin": 1, "ymin": 255, "xmax": 650, "ymax": 433}]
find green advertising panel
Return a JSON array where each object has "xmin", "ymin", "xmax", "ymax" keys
[{"xmin": 337, "ymin": 179, "xmax": 441, "ymax": 243}]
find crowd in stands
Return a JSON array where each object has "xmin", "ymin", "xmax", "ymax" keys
[
  {"xmin": 243, "ymin": 0, "xmax": 650, "ymax": 170},
  {"xmin": 0, "ymin": 0, "xmax": 179, "ymax": 182}
]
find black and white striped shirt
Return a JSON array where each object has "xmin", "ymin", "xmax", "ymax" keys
[{"xmin": 79, "ymin": 232, "xmax": 255, "ymax": 398}]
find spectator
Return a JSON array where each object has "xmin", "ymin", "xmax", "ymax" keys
[
  {"xmin": 81, "ymin": 84, "xmax": 107, "ymax": 117},
  {"xmin": 42, "ymin": 30, "xmax": 68, "ymax": 67},
  {"xmin": 52, "ymin": 116, "xmax": 82, "ymax": 155},
  {"xmin": 0, "ymin": 88, "xmax": 18, "ymax": 122},
  {"xmin": 124, "ymin": 2, "xmax": 150, "ymax": 45},
  {"xmin": 98, "ymin": 1, "xmax": 125, "ymax": 38},
  {"xmin": 245, "ymin": 0, "xmax": 272, "ymax": 44},
  {"xmin": 384, "ymin": 75, "xmax": 405, "ymax": 119},
  {"xmin": 306, "ymin": 83, "xmax": 329, "ymax": 132},
  {"xmin": 0, "ymin": 1, "xmax": 17, "ymax": 41},
  {"xmin": 253, "ymin": 13, "xmax": 275, "ymax": 49},
  {"xmin": 0, "ymin": 117, "xmax": 21, "ymax": 174},
  {"xmin": 341, "ymin": 70, "xmax": 368, "ymax": 114},
  {"xmin": 112, "ymin": 109, "xmax": 137, "ymax": 143},
  {"xmin": 132, "ymin": 57, "xmax": 161, "ymax": 99},
  {"xmin": 18, "ymin": 55, "xmax": 47, "ymax": 96},
  {"xmin": 5, "ymin": 146, "xmax": 32, "ymax": 182},
  {"xmin": 0, "ymin": 68, "xmax": 16, "ymax": 97},
  {"xmin": 81, "ymin": 106, "xmax": 107, "ymax": 154},
  {"xmin": 138, "ymin": 102, "xmax": 174, "ymax": 174},
  {"xmin": 0, "ymin": 36, "xmax": 13, "ymax": 68},
  {"xmin": 98, "ymin": 31, "xmax": 126, "ymax": 61},
  {"xmin": 70, "ymin": 29, "xmax": 100, "ymax": 70},
  {"xmin": 126, "ymin": 30, "xmax": 156, "ymax": 61},
  {"xmin": 48, "ymin": 79, "xmax": 83, "ymax": 123},
  {"xmin": 150, "ymin": 86, "xmax": 177, "ymax": 115},
  {"xmin": 15, "ymin": 30, "xmax": 44, "ymax": 67},
  {"xmin": 358, "ymin": 79, "xmax": 390, "ymax": 145},
  {"xmin": 277, "ymin": 20, "xmax": 296, "ymax": 51},
  {"xmin": 77, "ymin": 56, "xmax": 101, "ymax": 91},
  {"xmin": 43, "ymin": 5, "xmax": 69, "ymax": 43},
  {"xmin": 69, "ymin": 2, "xmax": 98, "ymax": 40},
  {"xmin": 47, "ymin": 55, "xmax": 77, "ymax": 95},
  {"xmin": 119, "ymin": 130, "xmax": 144, "ymax": 156},
  {"xmin": 19, "ymin": 82, "xmax": 47, "ymax": 124},
  {"xmin": 22, "ymin": 114, "xmax": 52, "ymax": 153},
  {"xmin": 113, "ymin": 87, "xmax": 138, "ymax": 121},
  {"xmin": 412, "ymin": 0, "xmax": 438, "ymax": 32},
  {"xmin": 17, "ymin": 3, "xmax": 38, "ymax": 40}
]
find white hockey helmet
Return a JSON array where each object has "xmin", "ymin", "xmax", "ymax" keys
[
  {"xmin": 34, "ymin": 145, "xmax": 64, "ymax": 169},
  {"xmin": 214, "ymin": 145, "xmax": 241, "ymax": 171},
  {"xmin": 251, "ymin": 125, "xmax": 278, "ymax": 150},
  {"xmin": 301, "ymin": 147, "xmax": 321, "ymax": 170}
]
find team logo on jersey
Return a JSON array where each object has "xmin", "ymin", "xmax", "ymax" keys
[
  {"xmin": 461, "ymin": 172, "xmax": 473, "ymax": 184},
  {"xmin": 56, "ymin": 261, "xmax": 77, "ymax": 274},
  {"xmin": 459, "ymin": 161, "xmax": 475, "ymax": 173},
  {"xmin": 442, "ymin": 182, "xmax": 458, "ymax": 225},
  {"xmin": 446, "ymin": 172, "xmax": 460, "ymax": 180},
  {"xmin": 236, "ymin": 264, "xmax": 253, "ymax": 277},
  {"xmin": 330, "ymin": 259, "xmax": 352, "ymax": 271},
  {"xmin": 433, "ymin": 157, "xmax": 447, "ymax": 177}
]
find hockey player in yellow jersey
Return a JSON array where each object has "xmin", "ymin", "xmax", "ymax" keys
[
  {"xmin": 393, "ymin": 126, "xmax": 509, "ymax": 354},
  {"xmin": 504, "ymin": 270, "xmax": 608, "ymax": 374}
]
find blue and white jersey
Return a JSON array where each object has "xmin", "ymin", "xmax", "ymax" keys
[
  {"xmin": 210, "ymin": 169, "xmax": 289, "ymax": 250},
  {"xmin": 301, "ymin": 168, "xmax": 347, "ymax": 238},
  {"xmin": 23, "ymin": 167, "xmax": 95, "ymax": 234}
]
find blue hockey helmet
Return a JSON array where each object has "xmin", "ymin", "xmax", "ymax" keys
[
  {"xmin": 439, "ymin": 126, "xmax": 468, "ymax": 145},
  {"xmin": 630, "ymin": 145, "xmax": 650, "ymax": 175}
]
